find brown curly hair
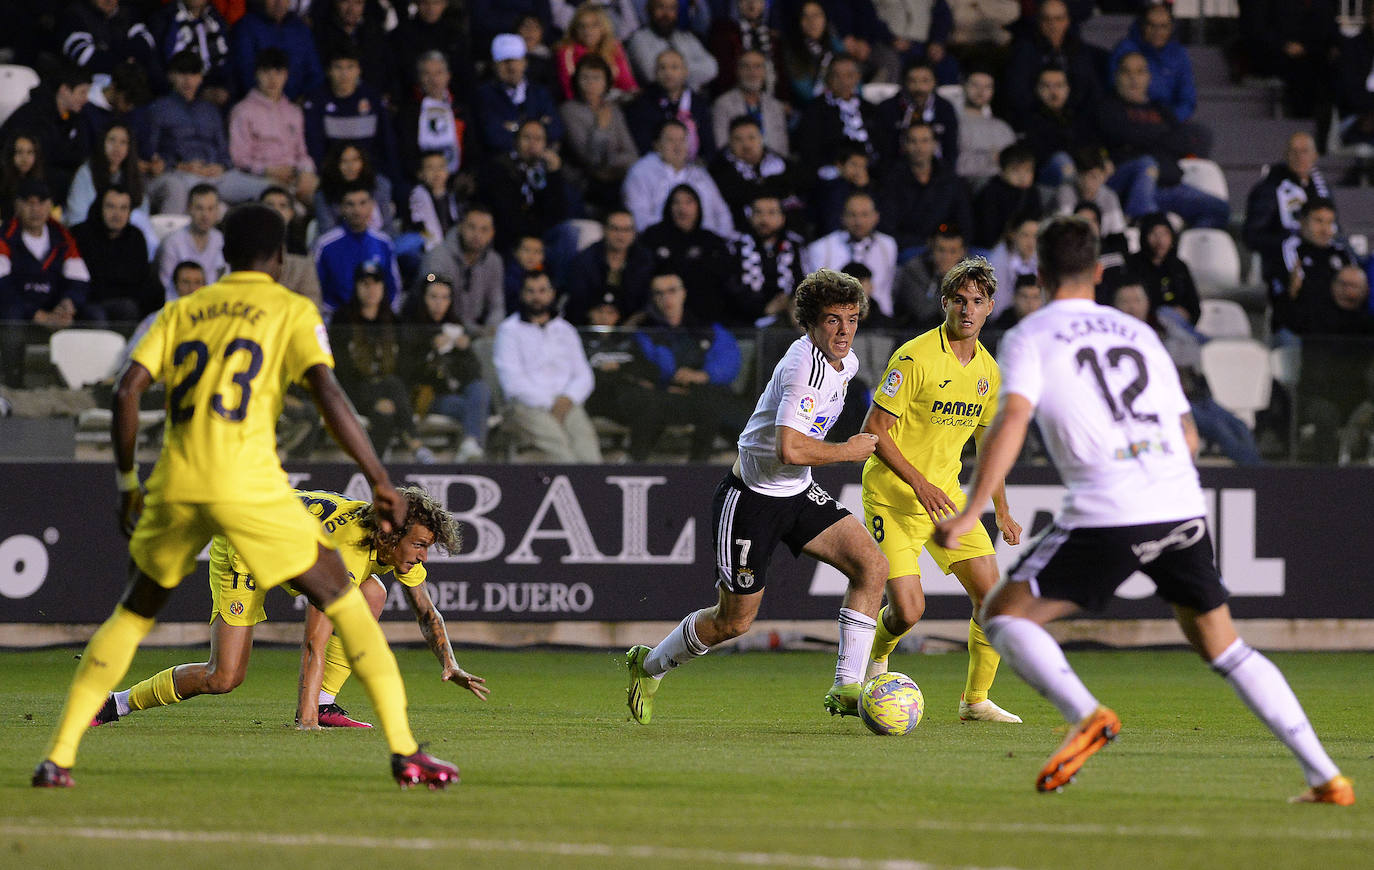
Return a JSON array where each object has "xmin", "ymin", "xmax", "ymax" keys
[
  {"xmin": 940, "ymin": 255, "xmax": 998, "ymax": 301},
  {"xmin": 792, "ymin": 267, "xmax": 869, "ymax": 329},
  {"xmin": 358, "ymin": 485, "xmax": 463, "ymax": 556}
]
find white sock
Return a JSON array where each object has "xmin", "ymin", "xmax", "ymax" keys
[
  {"xmin": 985, "ymin": 615, "xmax": 1099, "ymax": 722},
  {"xmin": 318, "ymin": 691, "xmax": 336, "ymax": 706},
  {"xmin": 644, "ymin": 609, "xmax": 710, "ymax": 677},
  {"xmin": 113, "ymin": 688, "xmax": 132, "ymax": 717},
  {"xmin": 834, "ymin": 608, "xmax": 877, "ymax": 687},
  {"xmin": 1212, "ymin": 639, "xmax": 1341, "ymax": 787}
]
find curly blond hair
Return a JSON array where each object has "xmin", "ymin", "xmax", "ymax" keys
[{"xmin": 357, "ymin": 485, "xmax": 462, "ymax": 555}]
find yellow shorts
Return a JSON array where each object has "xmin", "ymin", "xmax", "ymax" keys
[
  {"xmin": 129, "ymin": 490, "xmax": 332, "ymax": 591},
  {"xmin": 208, "ymin": 536, "xmax": 269, "ymax": 627},
  {"xmin": 863, "ymin": 489, "xmax": 996, "ymax": 580}
]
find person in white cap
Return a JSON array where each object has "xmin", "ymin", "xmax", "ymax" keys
[{"xmin": 474, "ymin": 32, "xmax": 564, "ymax": 155}]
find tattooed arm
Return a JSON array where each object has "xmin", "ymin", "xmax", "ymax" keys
[{"xmin": 401, "ymin": 582, "xmax": 489, "ymax": 700}]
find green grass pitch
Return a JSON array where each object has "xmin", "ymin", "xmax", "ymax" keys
[{"xmin": 2, "ymin": 646, "xmax": 1370, "ymax": 869}]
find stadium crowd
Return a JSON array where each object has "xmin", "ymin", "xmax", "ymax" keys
[{"xmin": 0, "ymin": 0, "xmax": 1371, "ymax": 463}]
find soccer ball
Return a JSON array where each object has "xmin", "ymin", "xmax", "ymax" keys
[{"xmin": 859, "ymin": 672, "xmax": 925, "ymax": 736}]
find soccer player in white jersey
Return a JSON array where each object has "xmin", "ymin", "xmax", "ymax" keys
[
  {"xmin": 934, "ymin": 216, "xmax": 1354, "ymax": 805},
  {"xmin": 625, "ymin": 268, "xmax": 890, "ymax": 723}
]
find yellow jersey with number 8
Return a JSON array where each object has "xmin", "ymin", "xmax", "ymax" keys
[{"xmin": 130, "ymin": 271, "xmax": 333, "ymax": 503}]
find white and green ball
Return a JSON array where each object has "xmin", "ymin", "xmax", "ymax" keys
[{"xmin": 859, "ymin": 672, "xmax": 925, "ymax": 735}]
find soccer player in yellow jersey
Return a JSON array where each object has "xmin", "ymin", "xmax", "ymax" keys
[
  {"xmin": 860, "ymin": 256, "xmax": 1025, "ymax": 723},
  {"xmin": 90, "ymin": 487, "xmax": 488, "ymax": 731},
  {"xmin": 33, "ymin": 204, "xmax": 460, "ymax": 789}
]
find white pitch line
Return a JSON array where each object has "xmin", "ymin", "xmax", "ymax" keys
[
  {"xmin": 0, "ymin": 824, "xmax": 1015, "ymax": 870},
  {"xmin": 827, "ymin": 817, "xmax": 1371, "ymax": 842}
]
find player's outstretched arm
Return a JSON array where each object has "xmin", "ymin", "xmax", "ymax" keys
[
  {"xmin": 402, "ymin": 583, "xmax": 488, "ymax": 701},
  {"xmin": 302, "ymin": 364, "xmax": 404, "ymax": 532},
  {"xmin": 112, "ymin": 362, "xmax": 154, "ymax": 536},
  {"xmin": 296, "ymin": 604, "xmax": 334, "ymax": 729},
  {"xmin": 861, "ymin": 404, "xmax": 958, "ymax": 518},
  {"xmin": 775, "ymin": 425, "xmax": 878, "ymax": 468},
  {"xmin": 934, "ymin": 394, "xmax": 1033, "ymax": 548}
]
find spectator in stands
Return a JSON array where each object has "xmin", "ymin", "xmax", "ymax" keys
[
  {"xmin": 154, "ymin": 183, "xmax": 225, "ymax": 298},
  {"xmin": 150, "ymin": 0, "xmax": 234, "ymax": 104},
  {"xmin": 954, "ymin": 68, "xmax": 1015, "ymax": 184},
  {"xmin": 707, "ymin": 0, "xmax": 784, "ymax": 99},
  {"xmin": 71, "ymin": 185, "xmax": 158, "ymax": 322},
  {"xmin": 1243, "ymin": 132, "xmax": 1330, "ymax": 269},
  {"xmin": 0, "ymin": 136, "xmax": 44, "ymax": 225},
  {"xmin": 0, "ymin": 65, "xmax": 99, "ymax": 207},
  {"xmin": 516, "ymin": 13, "xmax": 559, "ymax": 93},
  {"xmin": 1127, "ymin": 212, "xmax": 1202, "ymax": 324},
  {"xmin": 394, "ymin": 51, "xmax": 471, "ymax": 186},
  {"xmin": 876, "ymin": 121, "xmax": 972, "ymax": 253},
  {"xmin": 60, "ymin": 0, "xmax": 162, "ymax": 84},
  {"xmin": 798, "ymin": 54, "xmax": 881, "ymax": 179},
  {"xmin": 808, "ymin": 190, "xmax": 898, "ymax": 317},
  {"xmin": 390, "ymin": 0, "xmax": 476, "ymax": 100},
  {"xmin": 145, "ymin": 50, "xmax": 274, "ymax": 214},
  {"xmin": 1291, "ymin": 264, "xmax": 1374, "ymax": 336},
  {"xmin": 1237, "ymin": 0, "xmax": 1337, "ymax": 120},
  {"xmin": 1112, "ymin": 279, "xmax": 1262, "ymax": 466},
  {"xmin": 815, "ymin": 0, "xmax": 902, "ymax": 84},
  {"xmin": 472, "ymin": 0, "xmax": 554, "ymax": 58},
  {"xmin": 1336, "ymin": 9, "xmax": 1374, "ymax": 162},
  {"xmin": 231, "ymin": 0, "xmax": 323, "ymax": 100},
  {"xmin": 946, "ymin": 0, "xmax": 1018, "ymax": 54},
  {"xmin": 479, "ymin": 119, "xmax": 571, "ymax": 254},
  {"xmin": 971, "ymin": 142, "xmax": 1040, "ymax": 250},
  {"xmin": 66, "ymin": 122, "xmax": 157, "ymax": 261},
  {"xmin": 874, "ymin": 0, "xmax": 958, "ymax": 83},
  {"xmin": 874, "ymin": 58, "xmax": 958, "ymax": 165},
  {"xmin": 583, "ymin": 299, "xmax": 667, "ymax": 461},
  {"xmin": 623, "ymin": 119, "xmax": 734, "ymax": 235},
  {"xmin": 626, "ymin": 47, "xmax": 716, "ymax": 159},
  {"xmin": 724, "ymin": 193, "xmax": 808, "ymax": 328},
  {"xmin": 628, "ymin": 0, "xmax": 719, "ymax": 91},
  {"xmin": 1053, "ymin": 145, "xmax": 1126, "ymax": 237},
  {"xmin": 634, "ymin": 270, "xmax": 748, "ymax": 460},
  {"xmin": 406, "ymin": 152, "xmax": 461, "ymax": 254},
  {"xmin": 1003, "ymin": 0, "xmax": 1100, "ymax": 128},
  {"xmin": 640, "ymin": 183, "xmax": 732, "ymax": 319},
  {"xmin": 1268, "ymin": 198, "xmax": 1356, "ymax": 339},
  {"xmin": 503, "ymin": 236, "xmax": 547, "ymax": 313},
  {"xmin": 258, "ymin": 186, "xmax": 321, "ymax": 307},
  {"xmin": 556, "ymin": 2, "xmax": 638, "ymax": 99},
  {"xmin": 891, "ymin": 221, "xmax": 962, "ymax": 326},
  {"xmin": 1073, "ymin": 199, "xmax": 1128, "ymax": 303},
  {"xmin": 313, "ymin": 143, "xmax": 394, "ymax": 237},
  {"xmin": 416, "ymin": 204, "xmax": 506, "ymax": 332},
  {"xmin": 563, "ymin": 209, "xmax": 654, "ymax": 325},
  {"xmin": 314, "ymin": 181, "xmax": 401, "ymax": 312},
  {"xmin": 712, "ymin": 49, "xmax": 790, "ymax": 157},
  {"xmin": 475, "ymin": 33, "xmax": 565, "ymax": 155},
  {"xmin": 1099, "ymin": 52, "xmax": 1229, "ymax": 228},
  {"xmin": 986, "ymin": 214, "xmax": 1038, "ymax": 311},
  {"xmin": 810, "ymin": 142, "xmax": 875, "ymax": 236},
  {"xmin": 399, "ymin": 273, "xmax": 491, "ymax": 463},
  {"xmin": 228, "ymin": 48, "xmax": 318, "ymax": 207},
  {"xmin": 303, "ymin": 45, "xmax": 401, "ymax": 185},
  {"xmin": 314, "ymin": 0, "xmax": 397, "ymax": 102},
  {"xmin": 991, "ymin": 271, "xmax": 1043, "ymax": 330},
  {"xmin": 708, "ymin": 115, "xmax": 801, "ymax": 230},
  {"xmin": 1110, "ymin": 3, "xmax": 1197, "ymax": 123},
  {"xmin": 330, "ymin": 262, "xmax": 438, "ymax": 463},
  {"xmin": 780, "ymin": 0, "xmax": 846, "ymax": 107},
  {"xmin": 560, "ymin": 54, "xmax": 640, "ymax": 215},
  {"xmin": 494, "ymin": 270, "xmax": 603, "ymax": 462},
  {"xmin": 1021, "ymin": 64, "xmax": 1098, "ymax": 187}
]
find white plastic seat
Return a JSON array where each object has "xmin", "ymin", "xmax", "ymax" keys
[
  {"xmin": 935, "ymin": 83, "xmax": 964, "ymax": 111},
  {"xmin": 1176, "ymin": 228, "xmax": 1242, "ymax": 295},
  {"xmin": 150, "ymin": 213, "xmax": 192, "ymax": 242},
  {"xmin": 567, "ymin": 218, "xmax": 604, "ymax": 252},
  {"xmin": 1200, "ymin": 338, "xmax": 1271, "ymax": 427},
  {"xmin": 49, "ymin": 329, "xmax": 127, "ymax": 388},
  {"xmin": 1196, "ymin": 298, "xmax": 1251, "ymax": 339},
  {"xmin": 1178, "ymin": 157, "xmax": 1229, "ymax": 200},
  {"xmin": 0, "ymin": 64, "xmax": 39, "ymax": 127},
  {"xmin": 861, "ymin": 82, "xmax": 899, "ymax": 105}
]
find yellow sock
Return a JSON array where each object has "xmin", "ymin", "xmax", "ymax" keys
[
  {"xmin": 868, "ymin": 604, "xmax": 906, "ymax": 663},
  {"xmin": 45, "ymin": 606, "xmax": 154, "ymax": 768},
  {"xmin": 324, "ymin": 587, "xmax": 417, "ymax": 756},
  {"xmin": 127, "ymin": 666, "xmax": 183, "ymax": 711},
  {"xmin": 964, "ymin": 618, "xmax": 1000, "ymax": 704},
  {"xmin": 321, "ymin": 634, "xmax": 352, "ymax": 699}
]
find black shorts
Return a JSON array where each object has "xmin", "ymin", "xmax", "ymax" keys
[
  {"xmin": 712, "ymin": 472, "xmax": 852, "ymax": 594},
  {"xmin": 1006, "ymin": 517, "xmax": 1229, "ymax": 613}
]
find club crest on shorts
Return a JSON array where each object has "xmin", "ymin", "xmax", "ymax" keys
[
  {"xmin": 796, "ymin": 394, "xmax": 816, "ymax": 419},
  {"xmin": 735, "ymin": 567, "xmax": 755, "ymax": 588},
  {"xmin": 229, "ymin": 601, "xmax": 244, "ymax": 616},
  {"xmin": 881, "ymin": 369, "xmax": 902, "ymax": 397},
  {"xmin": 977, "ymin": 377, "xmax": 989, "ymax": 397}
]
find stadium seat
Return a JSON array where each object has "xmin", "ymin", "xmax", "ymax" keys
[
  {"xmin": 0, "ymin": 64, "xmax": 38, "ymax": 127},
  {"xmin": 1196, "ymin": 298, "xmax": 1251, "ymax": 338},
  {"xmin": 935, "ymin": 83, "xmax": 963, "ymax": 111},
  {"xmin": 49, "ymin": 329, "xmax": 126, "ymax": 388},
  {"xmin": 150, "ymin": 213, "xmax": 192, "ymax": 242},
  {"xmin": 861, "ymin": 82, "xmax": 899, "ymax": 105},
  {"xmin": 1200, "ymin": 338, "xmax": 1271, "ymax": 427},
  {"xmin": 567, "ymin": 218, "xmax": 604, "ymax": 252},
  {"xmin": 1176, "ymin": 228, "xmax": 1242, "ymax": 295},
  {"xmin": 1178, "ymin": 157, "xmax": 1229, "ymax": 201}
]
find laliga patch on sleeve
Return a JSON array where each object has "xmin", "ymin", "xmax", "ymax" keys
[
  {"xmin": 315, "ymin": 323, "xmax": 332, "ymax": 355},
  {"xmin": 881, "ymin": 369, "xmax": 903, "ymax": 397},
  {"xmin": 795, "ymin": 393, "xmax": 817, "ymax": 420}
]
